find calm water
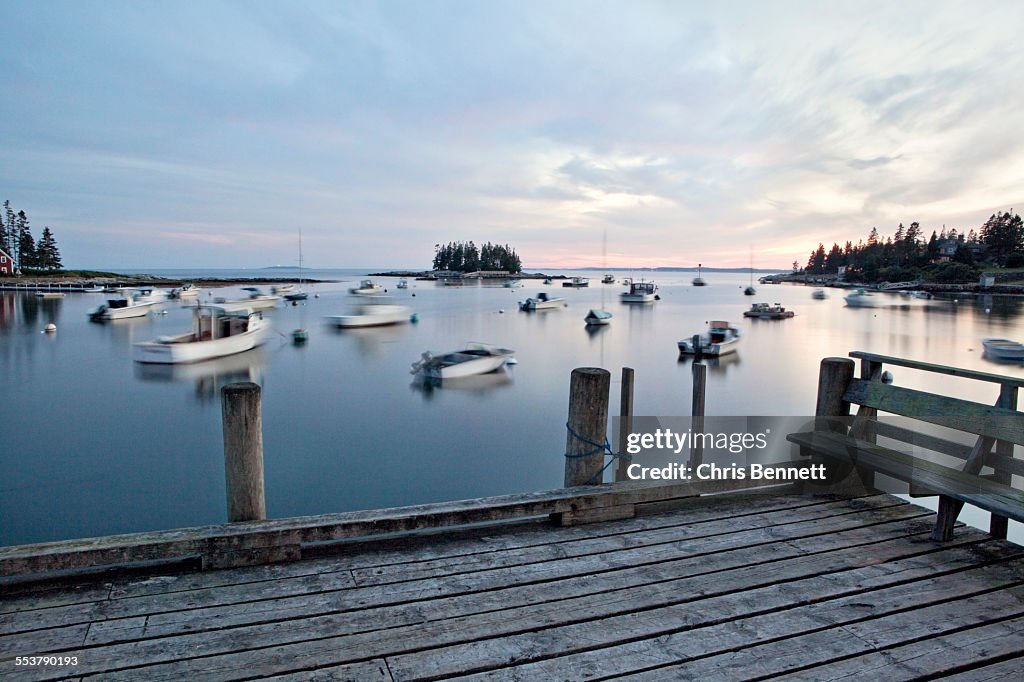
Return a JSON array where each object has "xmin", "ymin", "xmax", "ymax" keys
[{"xmin": 2, "ymin": 268, "xmax": 1023, "ymax": 547}]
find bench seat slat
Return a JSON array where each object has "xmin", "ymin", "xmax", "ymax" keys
[
  {"xmin": 787, "ymin": 431, "xmax": 1024, "ymax": 523},
  {"xmin": 842, "ymin": 379, "xmax": 1024, "ymax": 446}
]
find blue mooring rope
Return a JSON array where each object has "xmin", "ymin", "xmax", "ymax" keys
[{"xmin": 564, "ymin": 422, "xmax": 621, "ymax": 485}]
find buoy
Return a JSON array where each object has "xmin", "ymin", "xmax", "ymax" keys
[
  {"xmin": 985, "ymin": 308, "xmax": 991, "ymax": 314},
  {"xmin": 44, "ymin": 323, "xmax": 57, "ymax": 333},
  {"xmin": 410, "ymin": 313, "xmax": 419, "ymax": 323},
  {"xmin": 499, "ymin": 309, "xmax": 504, "ymax": 314},
  {"xmin": 291, "ymin": 329, "xmax": 308, "ymax": 345},
  {"xmin": 315, "ymin": 293, "xmax": 320, "ymax": 298}
]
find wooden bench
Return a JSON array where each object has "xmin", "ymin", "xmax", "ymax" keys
[{"xmin": 787, "ymin": 352, "xmax": 1024, "ymax": 541}]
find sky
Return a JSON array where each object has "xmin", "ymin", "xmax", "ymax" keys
[{"xmin": 1, "ymin": 0, "xmax": 1022, "ymax": 270}]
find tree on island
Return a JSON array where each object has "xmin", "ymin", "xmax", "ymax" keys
[
  {"xmin": 795, "ymin": 210, "xmax": 1024, "ymax": 283},
  {"xmin": 432, "ymin": 241, "xmax": 522, "ymax": 273},
  {"xmin": 0, "ymin": 200, "xmax": 64, "ymax": 272}
]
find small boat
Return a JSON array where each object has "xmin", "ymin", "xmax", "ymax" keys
[
  {"xmin": 349, "ymin": 279, "xmax": 385, "ymax": 295},
  {"xmin": 271, "ymin": 284, "xmax": 295, "ymax": 295},
  {"xmin": 237, "ymin": 287, "xmax": 280, "ymax": 311},
  {"xmin": 83, "ymin": 285, "xmax": 104, "ymax": 293},
  {"xmin": 585, "ymin": 309, "xmax": 613, "ymax": 326},
  {"xmin": 743, "ymin": 302, "xmax": 795, "ymax": 319},
  {"xmin": 562, "ymin": 277, "xmax": 590, "ymax": 288},
  {"xmin": 982, "ymin": 338, "xmax": 1024, "ymax": 361},
  {"xmin": 812, "ymin": 288, "xmax": 828, "ymax": 300},
  {"xmin": 133, "ymin": 304, "xmax": 267, "ymax": 364},
  {"xmin": 89, "ymin": 288, "xmax": 168, "ymax": 320},
  {"xmin": 410, "ymin": 343, "xmax": 515, "ymax": 379},
  {"xmin": 503, "ymin": 279, "xmax": 522, "ymax": 288},
  {"xmin": 677, "ymin": 321, "xmax": 741, "ymax": 356},
  {"xmin": 170, "ymin": 283, "xmax": 200, "ymax": 299},
  {"xmin": 519, "ymin": 292, "xmax": 565, "ymax": 311},
  {"xmin": 35, "ymin": 291, "xmax": 65, "ymax": 298},
  {"xmin": 743, "ymin": 286, "xmax": 757, "ymax": 296},
  {"xmin": 621, "ymin": 280, "xmax": 658, "ymax": 303},
  {"xmin": 326, "ymin": 301, "xmax": 412, "ymax": 328},
  {"xmin": 602, "ymin": 274, "xmax": 615, "ymax": 284},
  {"xmin": 284, "ymin": 291, "xmax": 308, "ymax": 302},
  {"xmin": 912, "ymin": 291, "xmax": 933, "ymax": 300},
  {"xmin": 844, "ymin": 288, "xmax": 879, "ymax": 308},
  {"xmin": 543, "ymin": 278, "xmax": 553, "ymax": 285},
  {"xmin": 396, "ymin": 278, "xmax": 409, "ymax": 289},
  {"xmin": 693, "ymin": 263, "xmax": 707, "ymax": 286}
]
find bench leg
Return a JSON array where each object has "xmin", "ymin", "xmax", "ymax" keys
[
  {"xmin": 931, "ymin": 495, "xmax": 963, "ymax": 542},
  {"xmin": 990, "ymin": 514, "xmax": 1009, "ymax": 540}
]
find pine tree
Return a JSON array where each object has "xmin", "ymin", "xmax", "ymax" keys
[
  {"xmin": 3, "ymin": 200, "xmax": 16, "ymax": 262},
  {"xmin": 36, "ymin": 227, "xmax": 62, "ymax": 270},
  {"xmin": 17, "ymin": 211, "xmax": 36, "ymax": 269}
]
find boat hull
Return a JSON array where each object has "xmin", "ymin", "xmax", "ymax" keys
[
  {"xmin": 620, "ymin": 293, "xmax": 655, "ymax": 303},
  {"xmin": 982, "ymin": 338, "xmax": 1024, "ymax": 361},
  {"xmin": 411, "ymin": 346, "xmax": 515, "ymax": 380},
  {"xmin": 133, "ymin": 327, "xmax": 267, "ymax": 364},
  {"xmin": 327, "ymin": 305, "xmax": 411, "ymax": 328}
]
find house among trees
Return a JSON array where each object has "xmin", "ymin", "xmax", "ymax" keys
[{"xmin": 0, "ymin": 244, "xmax": 16, "ymax": 275}]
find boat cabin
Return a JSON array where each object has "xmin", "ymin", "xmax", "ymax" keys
[
  {"xmin": 708, "ymin": 321, "xmax": 735, "ymax": 343},
  {"xmin": 194, "ymin": 305, "xmax": 256, "ymax": 341}
]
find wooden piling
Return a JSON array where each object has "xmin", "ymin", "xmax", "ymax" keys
[
  {"xmin": 689, "ymin": 361, "xmax": 707, "ymax": 468},
  {"xmin": 615, "ymin": 367, "xmax": 635, "ymax": 483},
  {"xmin": 815, "ymin": 358, "xmax": 855, "ymax": 427},
  {"xmin": 810, "ymin": 357, "xmax": 865, "ymax": 494},
  {"xmin": 564, "ymin": 367, "xmax": 611, "ymax": 488},
  {"xmin": 222, "ymin": 382, "xmax": 266, "ymax": 523}
]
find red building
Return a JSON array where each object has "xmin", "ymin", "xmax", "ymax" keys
[{"xmin": 0, "ymin": 246, "xmax": 15, "ymax": 275}]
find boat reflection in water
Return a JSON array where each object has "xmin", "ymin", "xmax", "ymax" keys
[
  {"xmin": 410, "ymin": 367, "xmax": 514, "ymax": 400},
  {"xmin": 134, "ymin": 349, "xmax": 266, "ymax": 402},
  {"xmin": 677, "ymin": 352, "xmax": 742, "ymax": 374}
]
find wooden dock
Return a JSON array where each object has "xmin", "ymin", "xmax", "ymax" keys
[{"xmin": 3, "ymin": 491, "xmax": 1024, "ymax": 681}]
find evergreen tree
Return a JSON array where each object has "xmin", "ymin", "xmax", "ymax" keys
[
  {"xmin": 36, "ymin": 227, "xmax": 62, "ymax": 270},
  {"xmin": 17, "ymin": 211, "xmax": 36, "ymax": 268},
  {"xmin": 979, "ymin": 211, "xmax": 1024, "ymax": 265},
  {"xmin": 3, "ymin": 200, "xmax": 16, "ymax": 261}
]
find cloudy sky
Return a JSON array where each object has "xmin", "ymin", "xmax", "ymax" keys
[{"xmin": 1, "ymin": 1, "xmax": 1022, "ymax": 270}]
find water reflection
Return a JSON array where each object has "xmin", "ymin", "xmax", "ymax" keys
[
  {"xmin": 134, "ymin": 350, "xmax": 266, "ymax": 403},
  {"xmin": 328, "ymin": 324, "xmax": 408, "ymax": 356},
  {"xmin": 410, "ymin": 368, "xmax": 514, "ymax": 399},
  {"xmin": 677, "ymin": 353, "xmax": 742, "ymax": 374}
]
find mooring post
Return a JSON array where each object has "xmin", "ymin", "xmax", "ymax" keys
[
  {"xmin": 222, "ymin": 382, "xmax": 266, "ymax": 522},
  {"xmin": 810, "ymin": 357, "xmax": 864, "ymax": 494},
  {"xmin": 815, "ymin": 357, "xmax": 855, "ymax": 427},
  {"xmin": 615, "ymin": 367, "xmax": 635, "ymax": 482},
  {"xmin": 564, "ymin": 367, "xmax": 611, "ymax": 487},
  {"xmin": 689, "ymin": 361, "xmax": 707, "ymax": 468}
]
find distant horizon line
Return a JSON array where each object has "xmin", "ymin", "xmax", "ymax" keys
[{"xmin": 82, "ymin": 264, "xmax": 791, "ymax": 273}]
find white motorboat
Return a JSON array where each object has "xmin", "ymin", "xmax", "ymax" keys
[
  {"xmin": 89, "ymin": 288, "xmax": 168, "ymax": 320},
  {"xmin": 132, "ymin": 304, "xmax": 267, "ymax": 364},
  {"xmin": 271, "ymin": 284, "xmax": 295, "ymax": 295},
  {"xmin": 585, "ymin": 309, "xmax": 613, "ymax": 326},
  {"xmin": 982, "ymin": 338, "xmax": 1024, "ymax": 361},
  {"xmin": 326, "ymin": 301, "xmax": 412, "ymax": 328},
  {"xmin": 621, "ymin": 280, "xmax": 658, "ymax": 303},
  {"xmin": 743, "ymin": 302, "xmax": 795, "ymax": 319},
  {"xmin": 692, "ymin": 263, "xmax": 707, "ymax": 286},
  {"xmin": 519, "ymin": 292, "xmax": 565, "ymax": 311},
  {"xmin": 562, "ymin": 277, "xmax": 590, "ymax": 288},
  {"xmin": 602, "ymin": 274, "xmax": 615, "ymax": 284},
  {"xmin": 350, "ymin": 279, "xmax": 385, "ymax": 295},
  {"xmin": 396, "ymin": 278, "xmax": 409, "ymax": 289},
  {"xmin": 678, "ymin": 321, "xmax": 741, "ymax": 356},
  {"xmin": 237, "ymin": 287, "xmax": 280, "ymax": 310},
  {"xmin": 812, "ymin": 288, "xmax": 828, "ymax": 300},
  {"xmin": 410, "ymin": 343, "xmax": 516, "ymax": 379},
  {"xmin": 170, "ymin": 283, "xmax": 199, "ymax": 299},
  {"xmin": 844, "ymin": 288, "xmax": 879, "ymax": 308}
]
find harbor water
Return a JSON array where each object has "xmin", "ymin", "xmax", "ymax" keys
[{"xmin": 2, "ymin": 268, "xmax": 1023, "ymax": 547}]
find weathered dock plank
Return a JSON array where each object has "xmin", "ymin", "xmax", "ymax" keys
[{"xmin": 3, "ymin": 493, "xmax": 1024, "ymax": 682}]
